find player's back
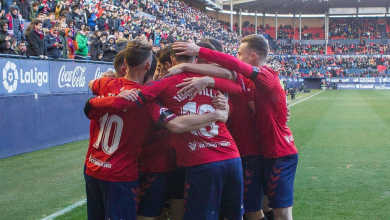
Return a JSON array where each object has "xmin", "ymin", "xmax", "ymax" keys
[
  {"xmin": 140, "ymin": 72, "xmax": 240, "ymax": 167},
  {"xmin": 86, "ymin": 77, "xmax": 153, "ymax": 182},
  {"xmin": 254, "ymin": 66, "xmax": 298, "ymax": 158}
]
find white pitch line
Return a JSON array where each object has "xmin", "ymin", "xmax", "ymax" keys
[
  {"xmin": 289, "ymin": 90, "xmax": 325, "ymax": 107},
  {"xmin": 41, "ymin": 199, "xmax": 86, "ymax": 220}
]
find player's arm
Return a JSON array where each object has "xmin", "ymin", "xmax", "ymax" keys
[
  {"xmin": 151, "ymin": 93, "xmax": 229, "ymax": 133},
  {"xmin": 166, "ymin": 63, "xmax": 236, "ymax": 81},
  {"xmin": 172, "ymin": 42, "xmax": 275, "ymax": 90},
  {"xmin": 175, "ymin": 76, "xmax": 242, "ymax": 100}
]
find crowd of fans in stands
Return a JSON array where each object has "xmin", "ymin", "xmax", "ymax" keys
[
  {"xmin": 267, "ymin": 55, "xmax": 390, "ymax": 77},
  {"xmin": 1, "ymin": 0, "xmax": 390, "ymax": 77},
  {"xmin": 0, "ymin": 0, "xmax": 241, "ymax": 60}
]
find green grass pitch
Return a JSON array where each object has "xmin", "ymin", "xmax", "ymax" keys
[{"xmin": 1, "ymin": 90, "xmax": 390, "ymax": 220}]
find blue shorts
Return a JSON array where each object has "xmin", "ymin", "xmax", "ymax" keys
[
  {"xmin": 263, "ymin": 154, "xmax": 298, "ymax": 209},
  {"xmin": 84, "ymin": 167, "xmax": 138, "ymax": 220},
  {"xmin": 169, "ymin": 166, "xmax": 186, "ymax": 200},
  {"xmin": 138, "ymin": 172, "xmax": 173, "ymax": 217},
  {"xmin": 241, "ymin": 155, "xmax": 264, "ymax": 212},
  {"xmin": 184, "ymin": 158, "xmax": 244, "ymax": 220}
]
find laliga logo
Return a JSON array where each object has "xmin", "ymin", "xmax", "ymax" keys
[
  {"xmin": 95, "ymin": 67, "xmax": 115, "ymax": 79},
  {"xmin": 58, "ymin": 65, "xmax": 86, "ymax": 88},
  {"xmin": 3, "ymin": 61, "xmax": 18, "ymax": 93}
]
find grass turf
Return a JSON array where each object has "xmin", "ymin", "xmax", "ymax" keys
[{"xmin": 1, "ymin": 90, "xmax": 390, "ymax": 220}]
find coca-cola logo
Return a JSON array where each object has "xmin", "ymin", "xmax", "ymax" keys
[
  {"xmin": 58, "ymin": 65, "xmax": 86, "ymax": 88},
  {"xmin": 95, "ymin": 67, "xmax": 115, "ymax": 79}
]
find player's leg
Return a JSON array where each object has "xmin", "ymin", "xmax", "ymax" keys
[
  {"xmin": 263, "ymin": 154, "xmax": 298, "ymax": 220},
  {"xmin": 241, "ymin": 155, "xmax": 266, "ymax": 220},
  {"xmin": 262, "ymin": 196, "xmax": 274, "ymax": 220},
  {"xmin": 184, "ymin": 161, "xmax": 225, "ymax": 220},
  {"xmin": 168, "ymin": 166, "xmax": 186, "ymax": 220},
  {"xmin": 137, "ymin": 172, "xmax": 172, "ymax": 220},
  {"xmin": 220, "ymin": 158, "xmax": 244, "ymax": 220},
  {"xmin": 97, "ymin": 179, "xmax": 138, "ymax": 220},
  {"xmin": 273, "ymin": 207, "xmax": 293, "ymax": 220},
  {"xmin": 84, "ymin": 167, "xmax": 105, "ymax": 220}
]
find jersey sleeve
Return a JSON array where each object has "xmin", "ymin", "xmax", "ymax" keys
[
  {"xmin": 133, "ymin": 78, "xmax": 168, "ymax": 106},
  {"xmin": 146, "ymin": 100, "xmax": 177, "ymax": 127},
  {"xmin": 92, "ymin": 77, "xmax": 110, "ymax": 95},
  {"xmin": 213, "ymin": 77, "xmax": 242, "ymax": 94},
  {"xmin": 89, "ymin": 96, "xmax": 140, "ymax": 112},
  {"xmin": 198, "ymin": 47, "xmax": 276, "ymax": 91}
]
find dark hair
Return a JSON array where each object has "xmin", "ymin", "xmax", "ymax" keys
[
  {"xmin": 204, "ymin": 38, "xmax": 223, "ymax": 52},
  {"xmin": 114, "ymin": 50, "xmax": 125, "ymax": 74},
  {"xmin": 241, "ymin": 34, "xmax": 269, "ymax": 61},
  {"xmin": 170, "ymin": 41, "xmax": 195, "ymax": 64},
  {"xmin": 18, "ymin": 40, "xmax": 26, "ymax": 45},
  {"xmin": 51, "ymin": 23, "xmax": 60, "ymax": 29},
  {"xmin": 143, "ymin": 53, "xmax": 157, "ymax": 83},
  {"xmin": 33, "ymin": 19, "xmax": 43, "ymax": 25},
  {"xmin": 32, "ymin": 2, "xmax": 39, "ymax": 7},
  {"xmin": 125, "ymin": 39, "xmax": 152, "ymax": 67},
  {"xmin": 83, "ymin": 26, "xmax": 91, "ymax": 32},
  {"xmin": 196, "ymin": 41, "xmax": 216, "ymax": 51},
  {"xmin": 156, "ymin": 44, "xmax": 172, "ymax": 65}
]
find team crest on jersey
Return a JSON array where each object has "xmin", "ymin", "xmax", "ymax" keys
[{"xmin": 159, "ymin": 107, "xmax": 168, "ymax": 114}]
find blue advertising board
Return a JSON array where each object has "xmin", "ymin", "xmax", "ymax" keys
[
  {"xmin": 337, "ymin": 83, "xmax": 390, "ymax": 90},
  {"xmin": 50, "ymin": 61, "xmax": 113, "ymax": 93},
  {"xmin": 1, "ymin": 58, "xmax": 114, "ymax": 95},
  {"xmin": 1, "ymin": 59, "xmax": 50, "ymax": 95},
  {"xmin": 327, "ymin": 77, "xmax": 390, "ymax": 84}
]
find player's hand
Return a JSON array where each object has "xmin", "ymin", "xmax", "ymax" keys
[
  {"xmin": 101, "ymin": 70, "xmax": 116, "ymax": 77},
  {"xmin": 176, "ymin": 76, "xmax": 213, "ymax": 101},
  {"xmin": 118, "ymin": 89, "xmax": 138, "ymax": 101},
  {"xmin": 212, "ymin": 91, "xmax": 228, "ymax": 111},
  {"xmin": 172, "ymin": 42, "xmax": 200, "ymax": 56},
  {"xmin": 164, "ymin": 63, "xmax": 186, "ymax": 78},
  {"xmin": 287, "ymin": 102, "xmax": 290, "ymax": 122}
]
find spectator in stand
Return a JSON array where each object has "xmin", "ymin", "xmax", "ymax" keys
[
  {"xmin": 58, "ymin": 23, "xmax": 67, "ymax": 58},
  {"xmin": 45, "ymin": 23, "xmax": 63, "ymax": 59},
  {"xmin": 0, "ymin": 20, "xmax": 11, "ymax": 43},
  {"xmin": 89, "ymin": 30, "xmax": 101, "ymax": 60},
  {"xmin": 116, "ymin": 32, "xmax": 127, "ymax": 51},
  {"xmin": 26, "ymin": 19, "xmax": 47, "ymax": 58},
  {"xmin": 167, "ymin": 29, "xmax": 176, "ymax": 43},
  {"xmin": 71, "ymin": 5, "xmax": 82, "ymax": 28},
  {"xmin": 65, "ymin": 27, "xmax": 75, "ymax": 59},
  {"xmin": 95, "ymin": 49, "xmax": 104, "ymax": 61},
  {"xmin": 75, "ymin": 26, "xmax": 91, "ymax": 59},
  {"xmin": 29, "ymin": 2, "xmax": 39, "ymax": 20},
  {"xmin": 6, "ymin": 5, "xmax": 25, "ymax": 43},
  {"xmin": 42, "ymin": 12, "xmax": 56, "ymax": 30},
  {"xmin": 96, "ymin": 11, "xmax": 108, "ymax": 31},
  {"xmin": 14, "ymin": 40, "xmax": 26, "ymax": 55},
  {"xmin": 102, "ymin": 35, "xmax": 118, "ymax": 62},
  {"xmin": 0, "ymin": 38, "xmax": 14, "ymax": 54},
  {"xmin": 13, "ymin": 0, "xmax": 30, "ymax": 20}
]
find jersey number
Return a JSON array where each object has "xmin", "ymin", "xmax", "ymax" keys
[
  {"xmin": 181, "ymin": 102, "xmax": 219, "ymax": 138},
  {"xmin": 93, "ymin": 113, "xmax": 124, "ymax": 155}
]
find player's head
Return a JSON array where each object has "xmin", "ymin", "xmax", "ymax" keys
[
  {"xmin": 196, "ymin": 41, "xmax": 216, "ymax": 64},
  {"xmin": 114, "ymin": 50, "xmax": 126, "ymax": 78},
  {"xmin": 155, "ymin": 44, "xmax": 172, "ymax": 79},
  {"xmin": 124, "ymin": 39, "xmax": 153, "ymax": 75},
  {"xmin": 202, "ymin": 38, "xmax": 224, "ymax": 52},
  {"xmin": 239, "ymin": 34, "xmax": 269, "ymax": 66},
  {"xmin": 170, "ymin": 41, "xmax": 196, "ymax": 66},
  {"xmin": 143, "ymin": 53, "xmax": 157, "ymax": 84}
]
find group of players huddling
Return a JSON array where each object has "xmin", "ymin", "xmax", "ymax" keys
[{"xmin": 83, "ymin": 34, "xmax": 298, "ymax": 220}]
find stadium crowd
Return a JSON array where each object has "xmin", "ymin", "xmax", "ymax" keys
[
  {"xmin": 267, "ymin": 55, "xmax": 390, "ymax": 77},
  {"xmin": 0, "ymin": 0, "xmax": 241, "ymax": 59}
]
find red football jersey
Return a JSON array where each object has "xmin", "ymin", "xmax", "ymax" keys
[
  {"xmin": 199, "ymin": 47, "xmax": 298, "ymax": 158},
  {"xmin": 86, "ymin": 77, "xmax": 171, "ymax": 181},
  {"xmin": 227, "ymin": 74, "xmax": 260, "ymax": 156},
  {"xmin": 90, "ymin": 74, "xmax": 241, "ymax": 166}
]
